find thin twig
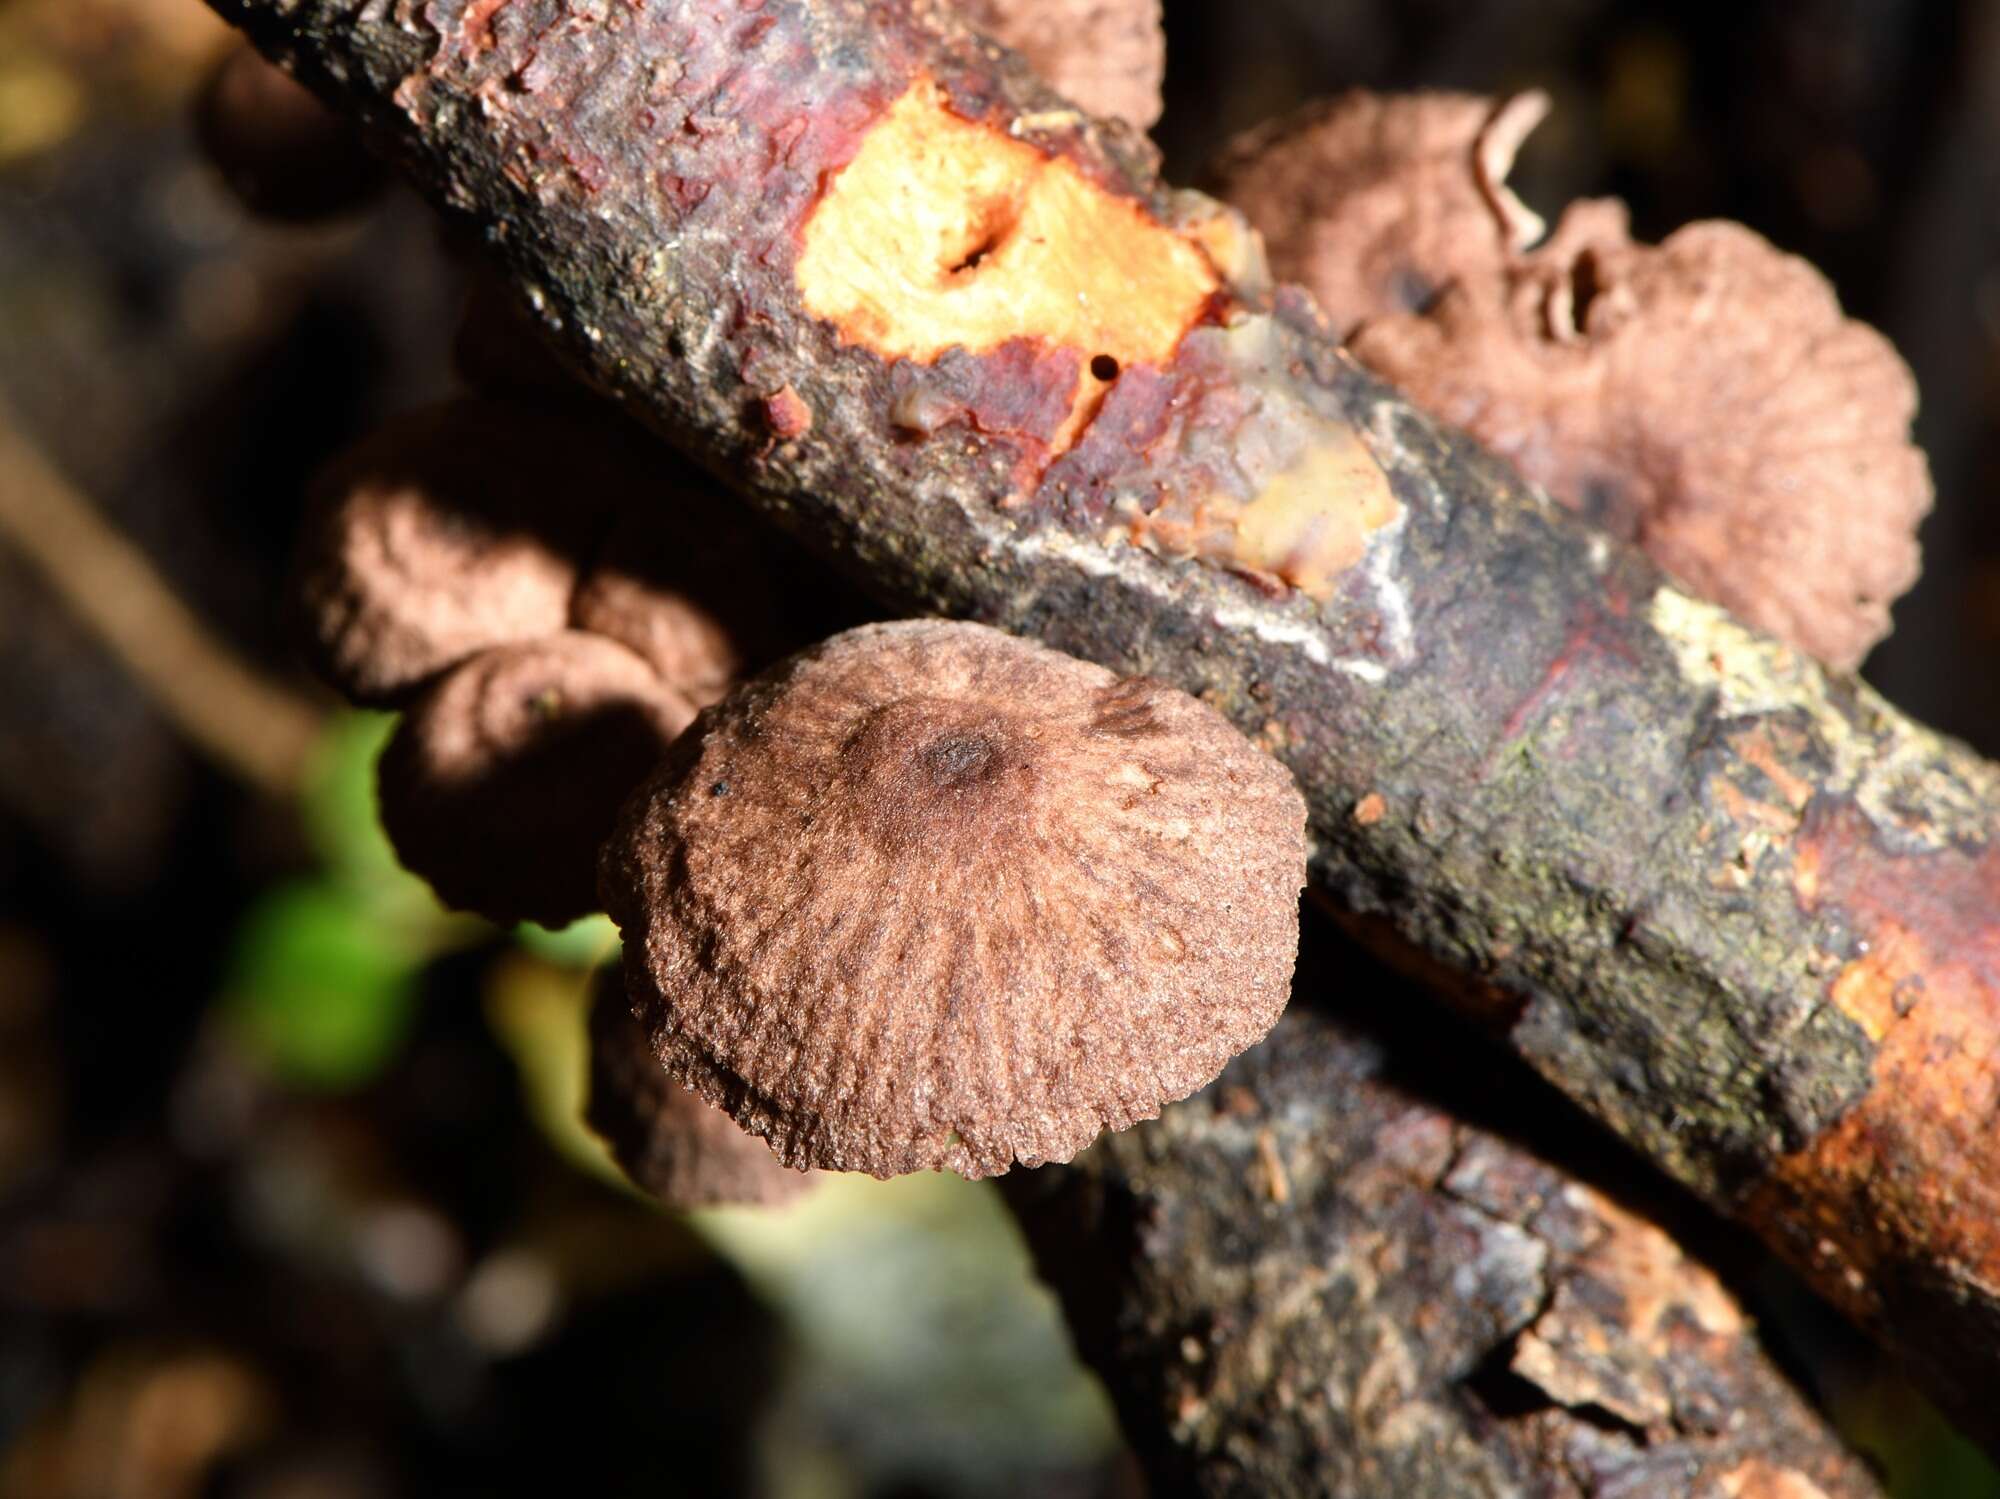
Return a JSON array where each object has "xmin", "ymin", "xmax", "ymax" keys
[{"xmin": 0, "ymin": 393, "xmax": 322, "ymax": 796}]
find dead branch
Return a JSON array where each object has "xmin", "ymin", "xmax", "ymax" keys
[{"xmin": 203, "ymin": 0, "xmax": 2000, "ymax": 1458}]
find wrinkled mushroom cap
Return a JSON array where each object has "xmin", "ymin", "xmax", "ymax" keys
[
  {"xmin": 380, "ymin": 631, "xmax": 694, "ymax": 928},
  {"xmin": 958, "ymin": 0, "xmax": 1166, "ymax": 131},
  {"xmin": 571, "ymin": 507, "xmax": 782, "ymax": 708},
  {"xmin": 600, "ymin": 620, "xmax": 1308, "ymax": 1180},
  {"xmin": 1351, "ymin": 208, "xmax": 1931, "ymax": 668},
  {"xmin": 586, "ymin": 964, "xmax": 817, "ymax": 1208},
  {"xmin": 1207, "ymin": 89, "xmax": 1548, "ymax": 337},
  {"xmin": 293, "ymin": 401, "xmax": 610, "ymax": 705}
]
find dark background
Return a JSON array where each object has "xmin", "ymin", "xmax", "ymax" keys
[{"xmin": 1, "ymin": 0, "xmax": 1997, "ymax": 1494}]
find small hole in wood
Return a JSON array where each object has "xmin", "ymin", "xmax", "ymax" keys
[
  {"xmin": 951, "ymin": 237, "xmax": 999, "ymax": 274},
  {"xmin": 1090, "ymin": 354, "xmax": 1120, "ymax": 381}
]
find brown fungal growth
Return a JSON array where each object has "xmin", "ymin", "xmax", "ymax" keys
[
  {"xmin": 1351, "ymin": 207, "xmax": 1931, "ymax": 668},
  {"xmin": 600, "ymin": 620, "xmax": 1308, "ymax": 1179},
  {"xmin": 1207, "ymin": 89, "xmax": 1549, "ymax": 337},
  {"xmin": 955, "ymin": 0, "xmax": 1165, "ymax": 131},
  {"xmin": 293, "ymin": 401, "xmax": 611, "ymax": 705},
  {"xmin": 586, "ymin": 964, "xmax": 816, "ymax": 1209},
  {"xmin": 379, "ymin": 632, "xmax": 694, "ymax": 928},
  {"xmin": 795, "ymin": 78, "xmax": 1218, "ymax": 454},
  {"xmin": 570, "ymin": 505, "xmax": 782, "ymax": 708},
  {"xmin": 195, "ymin": 42, "xmax": 384, "ymax": 221}
]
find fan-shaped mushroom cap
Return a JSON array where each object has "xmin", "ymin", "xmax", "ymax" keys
[
  {"xmin": 380, "ymin": 632, "xmax": 694, "ymax": 928},
  {"xmin": 600, "ymin": 620, "xmax": 1308, "ymax": 1180},
  {"xmin": 1207, "ymin": 89, "xmax": 1549, "ymax": 337},
  {"xmin": 957, "ymin": 0, "xmax": 1165, "ymax": 131},
  {"xmin": 293, "ymin": 401, "xmax": 611, "ymax": 706},
  {"xmin": 586, "ymin": 964, "xmax": 818, "ymax": 1208},
  {"xmin": 1350, "ymin": 207, "xmax": 1931, "ymax": 669}
]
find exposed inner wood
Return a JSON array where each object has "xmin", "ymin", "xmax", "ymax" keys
[{"xmin": 796, "ymin": 79, "xmax": 1218, "ymax": 451}]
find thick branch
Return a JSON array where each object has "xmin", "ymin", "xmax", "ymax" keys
[
  {"xmin": 207, "ymin": 0, "xmax": 2000, "ymax": 1454},
  {"xmin": 1008, "ymin": 931, "xmax": 1884, "ymax": 1497}
]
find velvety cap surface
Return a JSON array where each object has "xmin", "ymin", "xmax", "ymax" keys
[
  {"xmin": 380, "ymin": 631, "xmax": 693, "ymax": 927},
  {"xmin": 601, "ymin": 620, "xmax": 1308, "ymax": 1179}
]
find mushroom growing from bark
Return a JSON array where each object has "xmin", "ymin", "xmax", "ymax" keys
[
  {"xmin": 586, "ymin": 964, "xmax": 817, "ymax": 1208},
  {"xmin": 1349, "ymin": 205, "xmax": 1931, "ymax": 669},
  {"xmin": 600, "ymin": 619, "xmax": 1309, "ymax": 1180},
  {"xmin": 571, "ymin": 506, "xmax": 782, "ymax": 709},
  {"xmin": 379, "ymin": 632, "xmax": 694, "ymax": 928},
  {"xmin": 293, "ymin": 401, "xmax": 610, "ymax": 705},
  {"xmin": 957, "ymin": 0, "xmax": 1165, "ymax": 131},
  {"xmin": 1205, "ymin": 89, "xmax": 1549, "ymax": 337},
  {"xmin": 196, "ymin": 43, "xmax": 384, "ymax": 221},
  {"xmin": 1215, "ymin": 92, "xmax": 1932, "ymax": 670}
]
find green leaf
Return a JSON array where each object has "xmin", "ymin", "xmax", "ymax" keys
[{"xmin": 221, "ymin": 880, "xmax": 421, "ymax": 1090}]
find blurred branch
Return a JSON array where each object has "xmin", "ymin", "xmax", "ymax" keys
[{"xmin": 0, "ymin": 395, "xmax": 322, "ymax": 795}]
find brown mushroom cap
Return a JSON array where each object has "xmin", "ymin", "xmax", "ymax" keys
[
  {"xmin": 293, "ymin": 401, "xmax": 613, "ymax": 706},
  {"xmin": 571, "ymin": 506, "xmax": 783, "ymax": 708},
  {"xmin": 195, "ymin": 43, "xmax": 385, "ymax": 222},
  {"xmin": 380, "ymin": 632, "xmax": 694, "ymax": 928},
  {"xmin": 586, "ymin": 964, "xmax": 817, "ymax": 1208},
  {"xmin": 957, "ymin": 0, "xmax": 1165, "ymax": 131},
  {"xmin": 600, "ymin": 619, "xmax": 1308, "ymax": 1180},
  {"xmin": 1207, "ymin": 89, "xmax": 1549, "ymax": 337},
  {"xmin": 1350, "ymin": 207, "xmax": 1932, "ymax": 669}
]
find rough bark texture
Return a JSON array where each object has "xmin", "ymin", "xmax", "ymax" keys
[
  {"xmin": 1008, "ymin": 930, "xmax": 1886, "ymax": 1498},
  {"xmin": 205, "ymin": 0, "xmax": 2000, "ymax": 1457}
]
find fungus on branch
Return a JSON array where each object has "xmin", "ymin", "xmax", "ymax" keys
[
  {"xmin": 200, "ymin": 0, "xmax": 2000, "ymax": 1455},
  {"xmin": 293, "ymin": 401, "xmax": 609, "ymax": 705},
  {"xmin": 1215, "ymin": 92, "xmax": 1932, "ymax": 669},
  {"xmin": 956, "ymin": 0, "xmax": 1165, "ymax": 131},
  {"xmin": 296, "ymin": 398, "xmax": 782, "ymax": 708},
  {"xmin": 571, "ymin": 506, "xmax": 781, "ymax": 709},
  {"xmin": 586, "ymin": 964, "xmax": 817, "ymax": 1208},
  {"xmin": 379, "ymin": 631, "xmax": 693, "ymax": 928},
  {"xmin": 1351, "ymin": 208, "xmax": 1931, "ymax": 669},
  {"xmin": 600, "ymin": 620, "xmax": 1309, "ymax": 1179},
  {"xmin": 1205, "ymin": 89, "xmax": 1549, "ymax": 337}
]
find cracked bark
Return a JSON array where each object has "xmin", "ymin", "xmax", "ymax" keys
[
  {"xmin": 203, "ymin": 0, "xmax": 2000, "ymax": 1463},
  {"xmin": 1007, "ymin": 926, "xmax": 1885, "ymax": 1497}
]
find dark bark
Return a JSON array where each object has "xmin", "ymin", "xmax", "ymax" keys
[
  {"xmin": 204, "ymin": 0, "xmax": 2000, "ymax": 1458},
  {"xmin": 1008, "ymin": 928, "xmax": 1885, "ymax": 1497}
]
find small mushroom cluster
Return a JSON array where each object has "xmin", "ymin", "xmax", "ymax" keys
[
  {"xmin": 1209, "ymin": 91, "xmax": 1932, "ymax": 670},
  {"xmin": 295, "ymin": 397, "xmax": 777, "ymax": 928},
  {"xmin": 296, "ymin": 391, "xmax": 1307, "ymax": 1203}
]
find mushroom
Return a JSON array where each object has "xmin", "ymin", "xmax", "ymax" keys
[
  {"xmin": 379, "ymin": 631, "xmax": 694, "ymax": 928},
  {"xmin": 195, "ymin": 43, "xmax": 385, "ymax": 222},
  {"xmin": 586, "ymin": 963, "xmax": 818, "ymax": 1208},
  {"xmin": 1206, "ymin": 89, "xmax": 1550, "ymax": 337},
  {"xmin": 292, "ymin": 401, "xmax": 612, "ymax": 705},
  {"xmin": 957, "ymin": 0, "xmax": 1166, "ymax": 132},
  {"xmin": 570, "ymin": 505, "xmax": 783, "ymax": 709},
  {"xmin": 1213, "ymin": 89, "xmax": 1931, "ymax": 669},
  {"xmin": 1349, "ymin": 204, "xmax": 1932, "ymax": 669},
  {"xmin": 599, "ymin": 619, "xmax": 1309, "ymax": 1179}
]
